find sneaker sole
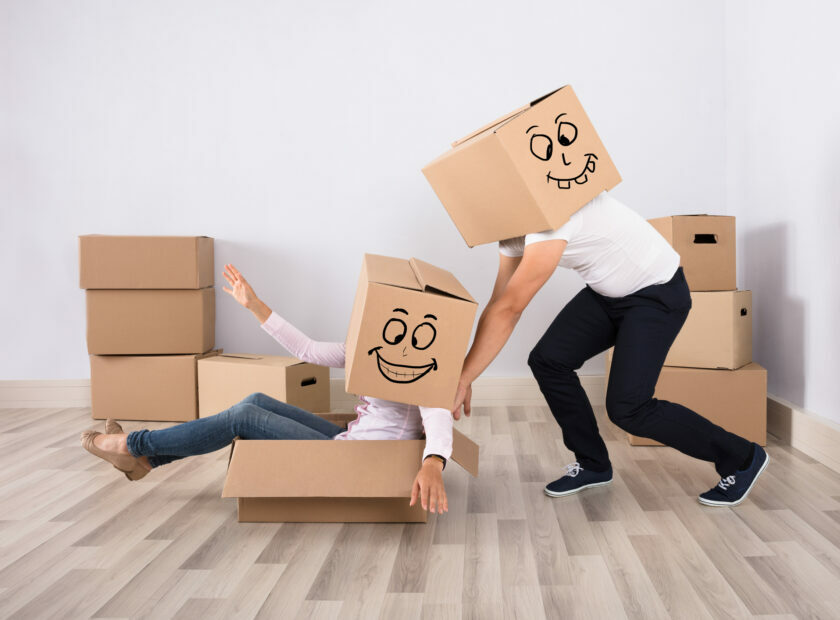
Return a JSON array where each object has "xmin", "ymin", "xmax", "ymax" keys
[
  {"xmin": 544, "ymin": 478, "xmax": 612, "ymax": 498},
  {"xmin": 697, "ymin": 451, "xmax": 770, "ymax": 507}
]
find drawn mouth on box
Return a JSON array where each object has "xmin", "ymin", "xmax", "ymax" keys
[
  {"xmin": 546, "ymin": 153, "xmax": 597, "ymax": 189},
  {"xmin": 368, "ymin": 347, "xmax": 437, "ymax": 384}
]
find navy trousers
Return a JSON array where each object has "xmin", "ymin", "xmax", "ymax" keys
[{"xmin": 528, "ymin": 267, "xmax": 752, "ymax": 477}]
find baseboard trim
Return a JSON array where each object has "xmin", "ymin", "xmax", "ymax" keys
[
  {"xmin": 0, "ymin": 379, "xmax": 94, "ymax": 409},
  {"xmin": 0, "ymin": 375, "xmax": 605, "ymax": 410},
  {"xmin": 767, "ymin": 394, "xmax": 840, "ymax": 474}
]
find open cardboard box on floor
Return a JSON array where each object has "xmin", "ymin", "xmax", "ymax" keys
[
  {"xmin": 344, "ymin": 254, "xmax": 477, "ymax": 409},
  {"xmin": 665, "ymin": 290, "xmax": 752, "ymax": 370},
  {"xmin": 605, "ymin": 349, "xmax": 767, "ymax": 446},
  {"xmin": 222, "ymin": 413, "xmax": 480, "ymax": 523},
  {"xmin": 86, "ymin": 288, "xmax": 215, "ymax": 354},
  {"xmin": 648, "ymin": 215, "xmax": 735, "ymax": 291},
  {"xmin": 197, "ymin": 354, "xmax": 330, "ymax": 417},
  {"xmin": 79, "ymin": 235, "xmax": 214, "ymax": 289},
  {"xmin": 90, "ymin": 350, "xmax": 219, "ymax": 421},
  {"xmin": 423, "ymin": 85, "xmax": 621, "ymax": 247}
]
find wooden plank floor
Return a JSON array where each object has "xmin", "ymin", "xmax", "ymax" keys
[{"xmin": 1, "ymin": 404, "xmax": 839, "ymax": 619}]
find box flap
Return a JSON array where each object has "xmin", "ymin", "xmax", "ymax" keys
[
  {"xmin": 364, "ymin": 254, "xmax": 422, "ymax": 292},
  {"xmin": 409, "ymin": 258, "xmax": 476, "ymax": 303},
  {"xmin": 222, "ymin": 439, "xmax": 423, "ymax": 498},
  {"xmin": 451, "ymin": 428, "xmax": 479, "ymax": 476}
]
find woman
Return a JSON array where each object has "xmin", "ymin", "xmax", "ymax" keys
[
  {"xmin": 452, "ymin": 191, "xmax": 768, "ymax": 507},
  {"xmin": 82, "ymin": 264, "xmax": 451, "ymax": 514}
]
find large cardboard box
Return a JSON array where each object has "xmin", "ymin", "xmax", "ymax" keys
[
  {"xmin": 197, "ymin": 353, "xmax": 330, "ymax": 417},
  {"xmin": 86, "ymin": 288, "xmax": 215, "ymax": 354},
  {"xmin": 648, "ymin": 215, "xmax": 735, "ymax": 291},
  {"xmin": 79, "ymin": 235, "xmax": 214, "ymax": 289},
  {"xmin": 423, "ymin": 85, "xmax": 621, "ymax": 247},
  {"xmin": 344, "ymin": 254, "xmax": 478, "ymax": 409},
  {"xmin": 605, "ymin": 350, "xmax": 766, "ymax": 446},
  {"xmin": 90, "ymin": 351, "xmax": 218, "ymax": 421},
  {"xmin": 222, "ymin": 415, "xmax": 480, "ymax": 523},
  {"xmin": 665, "ymin": 290, "xmax": 752, "ymax": 370}
]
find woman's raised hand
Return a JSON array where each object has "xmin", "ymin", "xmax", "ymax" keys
[
  {"xmin": 222, "ymin": 264, "xmax": 259, "ymax": 309},
  {"xmin": 222, "ymin": 264, "xmax": 273, "ymax": 324}
]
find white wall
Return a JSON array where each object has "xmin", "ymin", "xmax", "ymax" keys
[
  {"xmin": 724, "ymin": 1, "xmax": 840, "ymax": 422},
  {"xmin": 0, "ymin": 0, "xmax": 727, "ymax": 381}
]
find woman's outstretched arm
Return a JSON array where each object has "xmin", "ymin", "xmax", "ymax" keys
[{"xmin": 222, "ymin": 264, "xmax": 346, "ymax": 368}]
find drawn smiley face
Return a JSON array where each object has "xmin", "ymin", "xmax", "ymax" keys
[
  {"xmin": 526, "ymin": 113, "xmax": 597, "ymax": 190},
  {"xmin": 367, "ymin": 308, "xmax": 438, "ymax": 383}
]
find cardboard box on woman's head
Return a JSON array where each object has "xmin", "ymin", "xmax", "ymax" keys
[
  {"xmin": 344, "ymin": 254, "xmax": 478, "ymax": 409},
  {"xmin": 423, "ymin": 85, "xmax": 621, "ymax": 247}
]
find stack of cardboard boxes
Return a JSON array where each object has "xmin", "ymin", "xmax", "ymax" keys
[
  {"xmin": 80, "ymin": 235, "xmax": 217, "ymax": 422},
  {"xmin": 608, "ymin": 216, "xmax": 768, "ymax": 446}
]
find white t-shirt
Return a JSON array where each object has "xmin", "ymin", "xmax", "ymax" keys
[{"xmin": 498, "ymin": 192, "xmax": 680, "ymax": 298}]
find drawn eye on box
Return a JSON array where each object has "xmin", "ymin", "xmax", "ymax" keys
[
  {"xmin": 526, "ymin": 113, "xmax": 597, "ymax": 190},
  {"xmin": 367, "ymin": 308, "xmax": 439, "ymax": 384}
]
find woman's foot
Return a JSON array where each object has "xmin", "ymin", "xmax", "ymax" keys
[
  {"xmin": 80, "ymin": 430, "xmax": 151, "ymax": 481},
  {"xmin": 105, "ymin": 419, "xmax": 124, "ymax": 434}
]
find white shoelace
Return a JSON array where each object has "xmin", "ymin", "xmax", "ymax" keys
[
  {"xmin": 717, "ymin": 475, "xmax": 737, "ymax": 490},
  {"xmin": 564, "ymin": 462, "xmax": 582, "ymax": 478}
]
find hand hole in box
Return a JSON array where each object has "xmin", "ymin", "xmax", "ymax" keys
[
  {"xmin": 693, "ymin": 234, "xmax": 718, "ymax": 244},
  {"xmin": 740, "ymin": 308, "xmax": 748, "ymax": 316},
  {"xmin": 301, "ymin": 377, "xmax": 317, "ymax": 387}
]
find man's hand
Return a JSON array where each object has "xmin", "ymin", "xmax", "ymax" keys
[
  {"xmin": 452, "ymin": 381, "xmax": 472, "ymax": 420},
  {"xmin": 410, "ymin": 457, "xmax": 448, "ymax": 514},
  {"xmin": 222, "ymin": 264, "xmax": 271, "ymax": 323}
]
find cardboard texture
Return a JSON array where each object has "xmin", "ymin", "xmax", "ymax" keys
[
  {"xmin": 90, "ymin": 351, "xmax": 218, "ymax": 421},
  {"xmin": 79, "ymin": 235, "xmax": 214, "ymax": 289},
  {"xmin": 86, "ymin": 288, "xmax": 215, "ymax": 354},
  {"xmin": 423, "ymin": 85, "xmax": 621, "ymax": 247},
  {"xmin": 344, "ymin": 254, "xmax": 478, "ymax": 409},
  {"xmin": 648, "ymin": 215, "xmax": 735, "ymax": 291},
  {"xmin": 197, "ymin": 354, "xmax": 330, "ymax": 417},
  {"xmin": 222, "ymin": 426, "xmax": 480, "ymax": 523},
  {"xmin": 665, "ymin": 290, "xmax": 753, "ymax": 370},
  {"xmin": 605, "ymin": 350, "xmax": 767, "ymax": 446}
]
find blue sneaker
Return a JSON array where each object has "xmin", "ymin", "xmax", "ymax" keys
[
  {"xmin": 698, "ymin": 443, "xmax": 769, "ymax": 507},
  {"xmin": 544, "ymin": 462, "xmax": 613, "ymax": 497}
]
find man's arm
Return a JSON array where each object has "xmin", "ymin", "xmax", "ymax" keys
[{"xmin": 453, "ymin": 240, "xmax": 567, "ymax": 418}]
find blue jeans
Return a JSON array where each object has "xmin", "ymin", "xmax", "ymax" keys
[{"xmin": 126, "ymin": 392, "xmax": 344, "ymax": 468}]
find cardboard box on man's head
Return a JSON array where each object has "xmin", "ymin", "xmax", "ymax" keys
[
  {"xmin": 345, "ymin": 254, "xmax": 478, "ymax": 409},
  {"xmin": 423, "ymin": 85, "xmax": 621, "ymax": 247}
]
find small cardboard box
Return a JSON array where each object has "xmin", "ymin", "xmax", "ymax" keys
[
  {"xmin": 648, "ymin": 215, "xmax": 735, "ymax": 291},
  {"xmin": 86, "ymin": 288, "xmax": 215, "ymax": 354},
  {"xmin": 79, "ymin": 235, "xmax": 214, "ymax": 289},
  {"xmin": 665, "ymin": 290, "xmax": 752, "ymax": 370},
  {"xmin": 344, "ymin": 254, "xmax": 478, "ymax": 409},
  {"xmin": 222, "ymin": 418, "xmax": 480, "ymax": 523},
  {"xmin": 197, "ymin": 354, "xmax": 330, "ymax": 417},
  {"xmin": 423, "ymin": 85, "xmax": 621, "ymax": 247},
  {"xmin": 605, "ymin": 350, "xmax": 766, "ymax": 446},
  {"xmin": 90, "ymin": 351, "xmax": 219, "ymax": 421}
]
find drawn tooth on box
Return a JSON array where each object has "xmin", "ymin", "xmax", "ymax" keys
[
  {"xmin": 526, "ymin": 113, "xmax": 598, "ymax": 190},
  {"xmin": 368, "ymin": 308, "xmax": 438, "ymax": 384}
]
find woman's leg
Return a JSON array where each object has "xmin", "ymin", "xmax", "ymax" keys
[
  {"xmin": 528, "ymin": 286, "xmax": 618, "ymax": 472},
  {"xmin": 605, "ymin": 272, "xmax": 752, "ymax": 477},
  {"xmin": 126, "ymin": 401, "xmax": 344, "ymax": 468},
  {"xmin": 236, "ymin": 392, "xmax": 341, "ymax": 435}
]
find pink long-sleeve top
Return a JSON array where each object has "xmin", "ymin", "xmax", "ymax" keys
[{"xmin": 261, "ymin": 312, "xmax": 453, "ymax": 462}]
